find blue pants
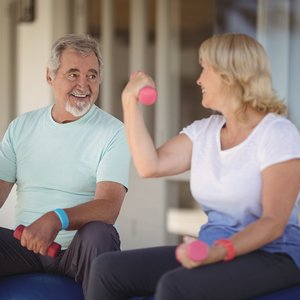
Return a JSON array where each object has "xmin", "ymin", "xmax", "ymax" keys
[
  {"xmin": 86, "ymin": 246, "xmax": 300, "ymax": 300},
  {"xmin": 0, "ymin": 221, "xmax": 120, "ymax": 296}
]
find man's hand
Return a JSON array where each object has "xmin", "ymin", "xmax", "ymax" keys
[
  {"xmin": 19, "ymin": 211, "xmax": 61, "ymax": 256},
  {"xmin": 14, "ymin": 225, "xmax": 61, "ymax": 257}
]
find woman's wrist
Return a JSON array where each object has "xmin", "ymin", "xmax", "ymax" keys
[{"xmin": 214, "ymin": 239, "xmax": 236, "ymax": 261}]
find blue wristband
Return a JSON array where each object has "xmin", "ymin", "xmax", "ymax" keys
[{"xmin": 54, "ymin": 208, "xmax": 69, "ymax": 230}]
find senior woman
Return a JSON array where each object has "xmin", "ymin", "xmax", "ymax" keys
[{"xmin": 86, "ymin": 33, "xmax": 300, "ymax": 300}]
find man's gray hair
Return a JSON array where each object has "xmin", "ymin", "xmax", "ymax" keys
[{"xmin": 47, "ymin": 34, "xmax": 104, "ymax": 83}]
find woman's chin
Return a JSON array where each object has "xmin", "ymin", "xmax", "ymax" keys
[{"xmin": 201, "ymin": 100, "xmax": 211, "ymax": 110}]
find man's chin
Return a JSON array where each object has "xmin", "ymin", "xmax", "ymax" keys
[{"xmin": 65, "ymin": 101, "xmax": 92, "ymax": 118}]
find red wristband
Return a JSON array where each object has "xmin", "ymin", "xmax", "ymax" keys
[{"xmin": 214, "ymin": 239, "xmax": 236, "ymax": 261}]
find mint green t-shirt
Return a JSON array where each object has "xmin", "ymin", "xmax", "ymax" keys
[{"xmin": 0, "ymin": 104, "xmax": 130, "ymax": 249}]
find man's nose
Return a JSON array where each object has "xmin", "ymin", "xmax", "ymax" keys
[{"xmin": 77, "ymin": 76, "xmax": 89, "ymax": 89}]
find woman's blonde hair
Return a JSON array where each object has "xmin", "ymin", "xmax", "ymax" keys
[{"xmin": 199, "ymin": 33, "xmax": 287, "ymax": 116}]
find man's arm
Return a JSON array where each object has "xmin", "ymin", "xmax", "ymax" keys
[
  {"xmin": 20, "ymin": 181, "xmax": 126, "ymax": 255},
  {"xmin": 0, "ymin": 179, "xmax": 14, "ymax": 208},
  {"xmin": 64, "ymin": 181, "xmax": 126, "ymax": 228}
]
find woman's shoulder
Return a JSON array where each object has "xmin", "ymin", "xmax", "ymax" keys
[
  {"xmin": 260, "ymin": 113, "xmax": 300, "ymax": 136},
  {"xmin": 181, "ymin": 114, "xmax": 224, "ymax": 140},
  {"xmin": 189, "ymin": 113, "xmax": 224, "ymax": 128},
  {"xmin": 257, "ymin": 113, "xmax": 300, "ymax": 169}
]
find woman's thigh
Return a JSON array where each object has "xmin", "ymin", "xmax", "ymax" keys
[{"xmin": 156, "ymin": 250, "xmax": 300, "ymax": 300}]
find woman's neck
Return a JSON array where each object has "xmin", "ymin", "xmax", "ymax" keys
[{"xmin": 220, "ymin": 109, "xmax": 267, "ymax": 150}]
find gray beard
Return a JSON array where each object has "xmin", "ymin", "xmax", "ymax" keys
[{"xmin": 65, "ymin": 99, "xmax": 92, "ymax": 117}]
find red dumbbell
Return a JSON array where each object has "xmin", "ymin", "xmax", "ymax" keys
[
  {"xmin": 176, "ymin": 240, "xmax": 209, "ymax": 262},
  {"xmin": 14, "ymin": 224, "xmax": 61, "ymax": 258},
  {"xmin": 138, "ymin": 86, "xmax": 157, "ymax": 106}
]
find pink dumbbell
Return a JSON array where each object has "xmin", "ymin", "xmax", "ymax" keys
[
  {"xmin": 14, "ymin": 224, "xmax": 62, "ymax": 258},
  {"xmin": 138, "ymin": 86, "xmax": 157, "ymax": 106},
  {"xmin": 186, "ymin": 240, "xmax": 209, "ymax": 261},
  {"xmin": 176, "ymin": 240, "xmax": 209, "ymax": 262}
]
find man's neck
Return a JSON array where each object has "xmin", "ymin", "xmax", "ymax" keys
[{"xmin": 51, "ymin": 105, "xmax": 79, "ymax": 124}]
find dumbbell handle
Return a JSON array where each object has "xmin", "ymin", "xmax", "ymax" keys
[
  {"xmin": 14, "ymin": 224, "xmax": 61, "ymax": 258},
  {"xmin": 138, "ymin": 86, "xmax": 157, "ymax": 106}
]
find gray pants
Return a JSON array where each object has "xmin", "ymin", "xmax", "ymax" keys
[{"xmin": 0, "ymin": 221, "xmax": 120, "ymax": 296}]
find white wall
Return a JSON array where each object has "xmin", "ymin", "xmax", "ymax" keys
[
  {"xmin": 0, "ymin": 0, "xmax": 70, "ymax": 228},
  {"xmin": 0, "ymin": 0, "xmax": 14, "ymax": 139},
  {"xmin": 257, "ymin": 0, "xmax": 300, "ymax": 129},
  {"xmin": 16, "ymin": 0, "xmax": 54, "ymax": 114},
  {"xmin": 288, "ymin": 0, "xmax": 300, "ymax": 129},
  {"xmin": 0, "ymin": 0, "xmax": 16, "ymax": 228}
]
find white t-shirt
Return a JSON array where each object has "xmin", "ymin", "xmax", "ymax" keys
[
  {"xmin": 182, "ymin": 113, "xmax": 300, "ymax": 266},
  {"xmin": 0, "ymin": 105, "xmax": 131, "ymax": 248}
]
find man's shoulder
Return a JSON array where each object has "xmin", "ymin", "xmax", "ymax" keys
[
  {"xmin": 9, "ymin": 106, "xmax": 50, "ymax": 132},
  {"xmin": 15, "ymin": 105, "xmax": 50, "ymax": 122},
  {"xmin": 90, "ymin": 105, "xmax": 124, "ymax": 128}
]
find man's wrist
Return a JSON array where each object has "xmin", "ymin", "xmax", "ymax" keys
[{"xmin": 53, "ymin": 208, "xmax": 69, "ymax": 230}]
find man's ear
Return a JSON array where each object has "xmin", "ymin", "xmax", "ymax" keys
[{"xmin": 46, "ymin": 69, "xmax": 53, "ymax": 84}]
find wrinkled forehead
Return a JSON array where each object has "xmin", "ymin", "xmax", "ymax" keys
[{"xmin": 60, "ymin": 48, "xmax": 100, "ymax": 71}]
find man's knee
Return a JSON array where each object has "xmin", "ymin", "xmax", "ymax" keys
[{"xmin": 76, "ymin": 221, "xmax": 120, "ymax": 252}]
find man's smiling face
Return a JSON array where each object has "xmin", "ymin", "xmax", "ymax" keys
[{"xmin": 48, "ymin": 48, "xmax": 100, "ymax": 121}]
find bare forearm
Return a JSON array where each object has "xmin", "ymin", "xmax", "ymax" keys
[
  {"xmin": 63, "ymin": 198, "xmax": 123, "ymax": 230},
  {"xmin": 123, "ymin": 100, "xmax": 159, "ymax": 178},
  {"xmin": 205, "ymin": 217, "xmax": 284, "ymax": 265},
  {"xmin": 178, "ymin": 217, "xmax": 286, "ymax": 269},
  {"xmin": 0, "ymin": 193, "xmax": 5, "ymax": 208},
  {"xmin": 121, "ymin": 72, "xmax": 192, "ymax": 177},
  {"xmin": 230, "ymin": 217, "xmax": 284, "ymax": 255},
  {"xmin": 0, "ymin": 180, "xmax": 13, "ymax": 208}
]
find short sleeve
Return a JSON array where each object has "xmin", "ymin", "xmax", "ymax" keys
[
  {"xmin": 0, "ymin": 122, "xmax": 17, "ymax": 183},
  {"xmin": 180, "ymin": 115, "xmax": 224, "ymax": 142},
  {"xmin": 180, "ymin": 121, "xmax": 201, "ymax": 142},
  {"xmin": 258, "ymin": 118, "xmax": 300, "ymax": 170},
  {"xmin": 96, "ymin": 126, "xmax": 131, "ymax": 189}
]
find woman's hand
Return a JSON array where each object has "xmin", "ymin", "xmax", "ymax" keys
[
  {"xmin": 122, "ymin": 71, "xmax": 156, "ymax": 107},
  {"xmin": 175, "ymin": 236, "xmax": 208, "ymax": 269},
  {"xmin": 176, "ymin": 236, "xmax": 228, "ymax": 269},
  {"xmin": 176, "ymin": 239, "xmax": 204, "ymax": 269}
]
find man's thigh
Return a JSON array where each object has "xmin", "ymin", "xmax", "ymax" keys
[
  {"xmin": 55, "ymin": 221, "xmax": 121, "ymax": 292},
  {"xmin": 0, "ymin": 227, "xmax": 43, "ymax": 276}
]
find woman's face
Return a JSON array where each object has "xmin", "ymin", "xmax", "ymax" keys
[{"xmin": 197, "ymin": 61, "xmax": 228, "ymax": 111}]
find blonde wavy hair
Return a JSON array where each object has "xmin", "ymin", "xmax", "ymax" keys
[{"xmin": 199, "ymin": 33, "xmax": 287, "ymax": 116}]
